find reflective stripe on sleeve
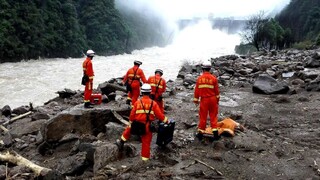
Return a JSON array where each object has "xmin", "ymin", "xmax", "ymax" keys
[
  {"xmin": 198, "ymin": 84, "xmax": 214, "ymax": 89},
  {"xmin": 162, "ymin": 116, "xmax": 168, "ymax": 123},
  {"xmin": 121, "ymin": 135, "xmax": 127, "ymax": 141}
]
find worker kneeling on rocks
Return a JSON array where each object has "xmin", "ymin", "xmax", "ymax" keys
[{"xmin": 116, "ymin": 84, "xmax": 170, "ymax": 161}]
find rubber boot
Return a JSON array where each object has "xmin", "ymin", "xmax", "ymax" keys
[
  {"xmin": 126, "ymin": 99, "xmax": 131, "ymax": 105},
  {"xmin": 212, "ymin": 129, "xmax": 220, "ymax": 141},
  {"xmin": 84, "ymin": 102, "xmax": 94, "ymax": 108},
  {"xmin": 115, "ymin": 139, "xmax": 125, "ymax": 151},
  {"xmin": 195, "ymin": 132, "xmax": 203, "ymax": 141}
]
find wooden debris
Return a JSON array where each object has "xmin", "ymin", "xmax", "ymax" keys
[
  {"xmin": 181, "ymin": 160, "xmax": 196, "ymax": 169},
  {"xmin": 3, "ymin": 111, "xmax": 32, "ymax": 126},
  {"xmin": 0, "ymin": 151, "xmax": 52, "ymax": 176},
  {"xmin": 111, "ymin": 110, "xmax": 129, "ymax": 126},
  {"xmin": 0, "ymin": 125, "xmax": 9, "ymax": 133},
  {"xmin": 194, "ymin": 158, "xmax": 223, "ymax": 176},
  {"xmin": 314, "ymin": 160, "xmax": 320, "ymax": 175},
  {"xmin": 287, "ymin": 157, "xmax": 295, "ymax": 161}
]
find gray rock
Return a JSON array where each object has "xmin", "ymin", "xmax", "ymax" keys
[
  {"xmin": 12, "ymin": 106, "xmax": 29, "ymax": 115},
  {"xmin": 78, "ymin": 142, "xmax": 97, "ymax": 163},
  {"xmin": 183, "ymin": 74, "xmax": 196, "ymax": 85},
  {"xmin": 1, "ymin": 105, "xmax": 11, "ymax": 117},
  {"xmin": 56, "ymin": 152, "xmax": 88, "ymax": 176},
  {"xmin": 10, "ymin": 119, "xmax": 46, "ymax": 138},
  {"xmin": 93, "ymin": 143, "xmax": 120, "ymax": 174},
  {"xmin": 0, "ymin": 165, "xmax": 6, "ymax": 179},
  {"xmin": 31, "ymin": 112, "xmax": 50, "ymax": 120},
  {"xmin": 252, "ymin": 74, "xmax": 289, "ymax": 94},
  {"xmin": 98, "ymin": 82, "xmax": 126, "ymax": 96},
  {"xmin": 3, "ymin": 132, "xmax": 13, "ymax": 146},
  {"xmin": 272, "ymin": 95, "xmax": 291, "ymax": 103},
  {"xmin": 56, "ymin": 88, "xmax": 77, "ymax": 98},
  {"xmin": 105, "ymin": 122, "xmax": 126, "ymax": 141},
  {"xmin": 42, "ymin": 105, "xmax": 130, "ymax": 143}
]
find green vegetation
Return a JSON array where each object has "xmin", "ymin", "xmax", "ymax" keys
[
  {"xmin": 276, "ymin": 0, "xmax": 320, "ymax": 43},
  {"xmin": 234, "ymin": 43, "xmax": 257, "ymax": 55},
  {"xmin": 0, "ymin": 0, "xmax": 168, "ymax": 63},
  {"xmin": 239, "ymin": 11, "xmax": 293, "ymax": 54},
  {"xmin": 237, "ymin": 0, "xmax": 320, "ymax": 54}
]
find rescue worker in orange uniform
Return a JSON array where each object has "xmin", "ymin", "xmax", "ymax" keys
[
  {"xmin": 83, "ymin": 50, "xmax": 95, "ymax": 108},
  {"xmin": 116, "ymin": 84, "xmax": 170, "ymax": 161},
  {"xmin": 193, "ymin": 60, "xmax": 220, "ymax": 140},
  {"xmin": 147, "ymin": 69, "xmax": 166, "ymax": 114},
  {"xmin": 122, "ymin": 60, "xmax": 147, "ymax": 106}
]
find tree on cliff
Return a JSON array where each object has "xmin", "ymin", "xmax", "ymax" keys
[
  {"xmin": 241, "ymin": 11, "xmax": 292, "ymax": 51},
  {"xmin": 241, "ymin": 11, "xmax": 267, "ymax": 51}
]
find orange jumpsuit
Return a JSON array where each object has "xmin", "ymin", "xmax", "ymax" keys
[
  {"xmin": 122, "ymin": 65, "xmax": 147, "ymax": 104},
  {"xmin": 194, "ymin": 72, "xmax": 220, "ymax": 133},
  {"xmin": 83, "ymin": 57, "xmax": 94, "ymax": 103},
  {"xmin": 147, "ymin": 74, "xmax": 166, "ymax": 113},
  {"xmin": 121, "ymin": 96, "xmax": 168, "ymax": 160}
]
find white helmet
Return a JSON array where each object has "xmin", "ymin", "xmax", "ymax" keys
[
  {"xmin": 86, "ymin": 50, "xmax": 95, "ymax": 57},
  {"xmin": 141, "ymin": 84, "xmax": 152, "ymax": 93},
  {"xmin": 201, "ymin": 60, "xmax": 212, "ymax": 69}
]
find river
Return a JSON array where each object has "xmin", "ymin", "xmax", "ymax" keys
[{"xmin": 0, "ymin": 20, "xmax": 241, "ymax": 108}]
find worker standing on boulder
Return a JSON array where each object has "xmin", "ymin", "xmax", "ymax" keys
[
  {"xmin": 193, "ymin": 60, "xmax": 220, "ymax": 140},
  {"xmin": 116, "ymin": 84, "xmax": 170, "ymax": 161},
  {"xmin": 82, "ymin": 50, "xmax": 95, "ymax": 108},
  {"xmin": 147, "ymin": 69, "xmax": 166, "ymax": 113},
  {"xmin": 122, "ymin": 60, "xmax": 147, "ymax": 106}
]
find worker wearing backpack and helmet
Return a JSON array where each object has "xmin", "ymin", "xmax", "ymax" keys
[
  {"xmin": 82, "ymin": 50, "xmax": 95, "ymax": 108},
  {"xmin": 147, "ymin": 69, "xmax": 166, "ymax": 113},
  {"xmin": 193, "ymin": 60, "xmax": 220, "ymax": 141},
  {"xmin": 122, "ymin": 60, "xmax": 147, "ymax": 106},
  {"xmin": 116, "ymin": 84, "xmax": 170, "ymax": 161}
]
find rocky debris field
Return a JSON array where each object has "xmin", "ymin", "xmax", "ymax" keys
[{"xmin": 1, "ymin": 49, "xmax": 320, "ymax": 179}]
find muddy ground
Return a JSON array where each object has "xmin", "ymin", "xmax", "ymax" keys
[{"xmin": 4, "ymin": 85, "xmax": 319, "ymax": 180}]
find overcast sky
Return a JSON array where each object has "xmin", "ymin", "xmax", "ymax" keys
[{"xmin": 118, "ymin": 0, "xmax": 291, "ymax": 20}]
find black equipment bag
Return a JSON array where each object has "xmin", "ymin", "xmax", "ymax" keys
[
  {"xmin": 81, "ymin": 74, "xmax": 89, "ymax": 85},
  {"xmin": 156, "ymin": 121, "xmax": 175, "ymax": 147},
  {"xmin": 130, "ymin": 121, "xmax": 146, "ymax": 135},
  {"xmin": 149, "ymin": 94, "xmax": 155, "ymax": 100},
  {"xmin": 125, "ymin": 81, "xmax": 132, "ymax": 92},
  {"xmin": 81, "ymin": 61, "xmax": 90, "ymax": 85}
]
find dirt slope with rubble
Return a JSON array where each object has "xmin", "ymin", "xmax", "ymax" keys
[{"xmin": 1, "ymin": 49, "xmax": 320, "ymax": 179}]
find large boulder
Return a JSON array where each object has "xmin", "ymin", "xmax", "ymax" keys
[
  {"xmin": 252, "ymin": 74, "xmax": 289, "ymax": 94},
  {"xmin": 98, "ymin": 82, "xmax": 126, "ymax": 96},
  {"xmin": 41, "ymin": 104, "xmax": 131, "ymax": 143}
]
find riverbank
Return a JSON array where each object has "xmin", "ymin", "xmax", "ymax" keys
[{"xmin": 1, "ymin": 49, "xmax": 320, "ymax": 179}]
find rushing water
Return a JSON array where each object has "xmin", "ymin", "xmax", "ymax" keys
[{"xmin": 0, "ymin": 20, "xmax": 241, "ymax": 108}]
